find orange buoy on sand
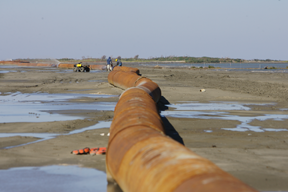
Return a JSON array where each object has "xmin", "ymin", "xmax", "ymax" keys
[
  {"xmin": 90, "ymin": 147, "xmax": 107, "ymax": 156},
  {"xmin": 71, "ymin": 147, "xmax": 106, "ymax": 155}
]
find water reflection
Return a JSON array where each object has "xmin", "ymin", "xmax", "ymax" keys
[
  {"xmin": 167, "ymin": 101, "xmax": 259, "ymax": 111},
  {"xmin": 139, "ymin": 62, "xmax": 288, "ymax": 71},
  {"xmin": 0, "ymin": 165, "xmax": 107, "ymax": 192},
  {"xmin": 0, "ymin": 70, "xmax": 17, "ymax": 73},
  {"xmin": 161, "ymin": 102, "xmax": 288, "ymax": 132},
  {"xmin": 1, "ymin": 121, "xmax": 112, "ymax": 149},
  {"xmin": 0, "ymin": 92, "xmax": 117, "ymax": 123}
]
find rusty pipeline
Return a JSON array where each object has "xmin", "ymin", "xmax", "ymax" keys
[
  {"xmin": 90, "ymin": 64, "xmax": 106, "ymax": 70},
  {"xmin": 106, "ymin": 72, "xmax": 257, "ymax": 191},
  {"xmin": 135, "ymin": 78, "xmax": 161, "ymax": 103},
  {"xmin": 109, "ymin": 88, "xmax": 164, "ymax": 142},
  {"xmin": 16, "ymin": 63, "xmax": 38, "ymax": 67},
  {"xmin": 113, "ymin": 66, "xmax": 140, "ymax": 74},
  {"xmin": 0, "ymin": 61, "xmax": 56, "ymax": 67},
  {"xmin": 58, "ymin": 63, "xmax": 106, "ymax": 70},
  {"xmin": 0, "ymin": 61, "xmax": 18, "ymax": 65},
  {"xmin": 1, "ymin": 61, "xmax": 106, "ymax": 70},
  {"xmin": 108, "ymin": 69, "xmax": 161, "ymax": 102},
  {"xmin": 108, "ymin": 70, "xmax": 141, "ymax": 90},
  {"xmin": 36, "ymin": 63, "xmax": 56, "ymax": 67},
  {"xmin": 0, "ymin": 61, "xmax": 29, "ymax": 65},
  {"xmin": 1, "ymin": 62, "xmax": 37, "ymax": 67},
  {"xmin": 107, "ymin": 126, "xmax": 258, "ymax": 192},
  {"xmin": 58, "ymin": 63, "xmax": 74, "ymax": 69}
]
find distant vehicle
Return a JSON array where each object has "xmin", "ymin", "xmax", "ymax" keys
[{"xmin": 73, "ymin": 63, "xmax": 90, "ymax": 72}]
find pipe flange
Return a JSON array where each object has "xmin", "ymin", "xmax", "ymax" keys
[
  {"xmin": 134, "ymin": 76, "xmax": 147, "ymax": 87},
  {"xmin": 119, "ymin": 87, "xmax": 140, "ymax": 99}
]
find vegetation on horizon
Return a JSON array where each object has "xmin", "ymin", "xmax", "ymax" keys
[
  {"xmin": 11, "ymin": 56, "xmax": 286, "ymax": 64},
  {"xmin": 57, "ymin": 56, "xmax": 285, "ymax": 64}
]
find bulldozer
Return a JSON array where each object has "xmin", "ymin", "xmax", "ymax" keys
[{"xmin": 73, "ymin": 63, "xmax": 90, "ymax": 72}]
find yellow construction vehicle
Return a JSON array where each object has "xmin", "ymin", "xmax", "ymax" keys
[{"xmin": 73, "ymin": 62, "xmax": 90, "ymax": 72}]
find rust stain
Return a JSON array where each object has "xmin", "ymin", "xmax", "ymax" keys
[{"xmin": 108, "ymin": 66, "xmax": 258, "ymax": 191}]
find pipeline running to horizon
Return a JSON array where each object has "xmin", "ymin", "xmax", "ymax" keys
[{"xmin": 106, "ymin": 66, "xmax": 258, "ymax": 192}]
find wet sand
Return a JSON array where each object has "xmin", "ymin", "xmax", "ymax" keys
[{"xmin": 0, "ymin": 64, "xmax": 288, "ymax": 191}]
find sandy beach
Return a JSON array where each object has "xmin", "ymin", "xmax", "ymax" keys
[{"xmin": 0, "ymin": 64, "xmax": 288, "ymax": 191}]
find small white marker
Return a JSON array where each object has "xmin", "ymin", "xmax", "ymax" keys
[{"xmin": 100, "ymin": 133, "xmax": 105, "ymax": 136}]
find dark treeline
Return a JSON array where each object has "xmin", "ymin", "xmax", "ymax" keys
[
  {"xmin": 14, "ymin": 56, "xmax": 287, "ymax": 64},
  {"xmin": 58, "ymin": 56, "xmax": 286, "ymax": 63}
]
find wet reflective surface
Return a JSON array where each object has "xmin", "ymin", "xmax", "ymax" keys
[
  {"xmin": 1, "ymin": 121, "xmax": 111, "ymax": 149},
  {"xmin": 0, "ymin": 65, "xmax": 103, "ymax": 73},
  {"xmin": 161, "ymin": 102, "xmax": 288, "ymax": 132},
  {"xmin": 139, "ymin": 62, "xmax": 288, "ymax": 71},
  {"xmin": 0, "ymin": 165, "xmax": 107, "ymax": 192},
  {"xmin": 0, "ymin": 70, "xmax": 17, "ymax": 73},
  {"xmin": 0, "ymin": 92, "xmax": 117, "ymax": 123},
  {"xmin": 167, "ymin": 101, "xmax": 274, "ymax": 111},
  {"xmin": 88, "ymin": 80, "xmax": 105, "ymax": 83}
]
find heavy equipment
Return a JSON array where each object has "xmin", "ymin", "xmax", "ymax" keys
[{"xmin": 73, "ymin": 63, "xmax": 90, "ymax": 72}]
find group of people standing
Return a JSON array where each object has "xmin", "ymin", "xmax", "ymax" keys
[{"xmin": 106, "ymin": 57, "xmax": 122, "ymax": 71}]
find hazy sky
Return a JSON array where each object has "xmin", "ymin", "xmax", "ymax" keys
[{"xmin": 1, "ymin": 0, "xmax": 287, "ymax": 60}]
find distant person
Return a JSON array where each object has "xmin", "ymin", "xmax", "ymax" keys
[
  {"xmin": 115, "ymin": 59, "xmax": 122, "ymax": 67},
  {"xmin": 106, "ymin": 57, "xmax": 113, "ymax": 71}
]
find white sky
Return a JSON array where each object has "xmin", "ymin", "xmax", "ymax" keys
[{"xmin": 0, "ymin": 0, "xmax": 287, "ymax": 60}]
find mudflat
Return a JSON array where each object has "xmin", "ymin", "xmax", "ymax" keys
[{"xmin": 0, "ymin": 64, "xmax": 288, "ymax": 191}]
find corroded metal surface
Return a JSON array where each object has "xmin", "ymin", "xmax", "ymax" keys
[
  {"xmin": 58, "ymin": 63, "xmax": 74, "ymax": 68},
  {"xmin": 17, "ymin": 63, "xmax": 38, "ymax": 66},
  {"xmin": 113, "ymin": 66, "xmax": 140, "ymax": 74},
  {"xmin": 90, "ymin": 64, "xmax": 106, "ymax": 70},
  {"xmin": 106, "ymin": 67, "xmax": 258, "ymax": 192},
  {"xmin": 135, "ymin": 78, "xmax": 161, "ymax": 102},
  {"xmin": 36, "ymin": 63, "xmax": 56, "ymax": 67},
  {"xmin": 0, "ymin": 62, "xmax": 54, "ymax": 67},
  {"xmin": 58, "ymin": 63, "xmax": 106, "ymax": 70},
  {"xmin": 1, "ymin": 61, "xmax": 108, "ymax": 70},
  {"xmin": 108, "ymin": 70, "xmax": 161, "ymax": 102},
  {"xmin": 108, "ymin": 70, "xmax": 141, "ymax": 90},
  {"xmin": 0, "ymin": 61, "xmax": 56, "ymax": 67},
  {"xmin": 109, "ymin": 88, "xmax": 164, "ymax": 143},
  {"xmin": 0, "ymin": 61, "xmax": 30, "ymax": 65}
]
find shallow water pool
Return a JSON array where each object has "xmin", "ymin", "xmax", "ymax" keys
[
  {"xmin": 0, "ymin": 121, "xmax": 112, "ymax": 149},
  {"xmin": 0, "ymin": 92, "xmax": 117, "ymax": 123},
  {"xmin": 162, "ymin": 102, "xmax": 288, "ymax": 132},
  {"xmin": 0, "ymin": 165, "xmax": 107, "ymax": 192}
]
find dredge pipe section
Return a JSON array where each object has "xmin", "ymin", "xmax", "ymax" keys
[
  {"xmin": 107, "ymin": 68, "xmax": 257, "ymax": 192},
  {"xmin": 108, "ymin": 70, "xmax": 161, "ymax": 102}
]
